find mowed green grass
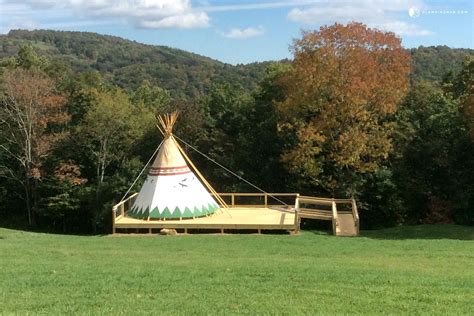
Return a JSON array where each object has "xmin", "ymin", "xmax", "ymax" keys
[{"xmin": 0, "ymin": 225, "xmax": 473, "ymax": 315}]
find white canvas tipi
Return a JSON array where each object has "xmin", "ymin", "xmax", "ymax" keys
[{"xmin": 128, "ymin": 112, "xmax": 220, "ymax": 220}]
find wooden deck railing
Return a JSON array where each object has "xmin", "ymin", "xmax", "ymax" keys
[
  {"xmin": 331, "ymin": 200, "xmax": 338, "ymax": 234},
  {"xmin": 111, "ymin": 192, "xmax": 298, "ymax": 224},
  {"xmin": 112, "ymin": 193, "xmax": 139, "ymax": 232},
  {"xmin": 213, "ymin": 193, "xmax": 299, "ymax": 208},
  {"xmin": 351, "ymin": 198, "xmax": 360, "ymax": 235}
]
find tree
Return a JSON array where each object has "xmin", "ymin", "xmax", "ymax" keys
[
  {"xmin": 454, "ymin": 56, "xmax": 474, "ymax": 138},
  {"xmin": 76, "ymin": 88, "xmax": 154, "ymax": 185},
  {"xmin": 131, "ymin": 81, "xmax": 171, "ymax": 112},
  {"xmin": 239, "ymin": 63, "xmax": 293, "ymax": 191},
  {"xmin": 0, "ymin": 67, "xmax": 69, "ymax": 225},
  {"xmin": 37, "ymin": 160, "xmax": 87, "ymax": 232},
  {"xmin": 393, "ymin": 81, "xmax": 473, "ymax": 224},
  {"xmin": 277, "ymin": 22, "xmax": 410, "ymax": 196},
  {"xmin": 199, "ymin": 84, "xmax": 253, "ymax": 191},
  {"xmin": 71, "ymin": 88, "xmax": 155, "ymax": 231},
  {"xmin": 64, "ymin": 71, "xmax": 107, "ymax": 125}
]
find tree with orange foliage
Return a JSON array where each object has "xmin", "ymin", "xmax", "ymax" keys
[
  {"xmin": 278, "ymin": 22, "xmax": 410, "ymax": 195},
  {"xmin": 0, "ymin": 67, "xmax": 69, "ymax": 225}
]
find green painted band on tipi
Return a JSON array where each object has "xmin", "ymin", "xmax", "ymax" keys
[{"xmin": 127, "ymin": 203, "xmax": 219, "ymax": 219}]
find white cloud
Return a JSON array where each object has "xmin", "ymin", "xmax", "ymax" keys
[
  {"xmin": 200, "ymin": 0, "xmax": 325, "ymax": 12},
  {"xmin": 288, "ymin": 5, "xmax": 379, "ymax": 24},
  {"xmin": 138, "ymin": 12, "xmax": 209, "ymax": 29},
  {"xmin": 0, "ymin": 0, "xmax": 434, "ymax": 36},
  {"xmin": 287, "ymin": 0, "xmax": 433, "ymax": 37},
  {"xmin": 377, "ymin": 21, "xmax": 433, "ymax": 36},
  {"xmin": 0, "ymin": 0, "xmax": 210, "ymax": 29},
  {"xmin": 220, "ymin": 26, "xmax": 265, "ymax": 39},
  {"xmin": 13, "ymin": 0, "xmax": 58, "ymax": 9},
  {"xmin": 3, "ymin": 18, "xmax": 39, "ymax": 32}
]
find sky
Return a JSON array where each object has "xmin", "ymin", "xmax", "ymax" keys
[{"xmin": 0, "ymin": 0, "xmax": 472, "ymax": 64}]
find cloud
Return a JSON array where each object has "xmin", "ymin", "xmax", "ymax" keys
[
  {"xmin": 377, "ymin": 21, "xmax": 433, "ymax": 36},
  {"xmin": 287, "ymin": 0, "xmax": 433, "ymax": 37},
  {"xmin": 0, "ymin": 0, "xmax": 434, "ymax": 36},
  {"xmin": 200, "ymin": 0, "xmax": 325, "ymax": 12},
  {"xmin": 10, "ymin": 0, "xmax": 58, "ymax": 9},
  {"xmin": 2, "ymin": 18, "xmax": 39, "ymax": 32},
  {"xmin": 0, "ymin": 0, "xmax": 210, "ymax": 29},
  {"xmin": 138, "ymin": 12, "xmax": 209, "ymax": 29},
  {"xmin": 220, "ymin": 26, "xmax": 265, "ymax": 39}
]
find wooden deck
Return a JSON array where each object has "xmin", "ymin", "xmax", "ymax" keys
[
  {"xmin": 112, "ymin": 192, "xmax": 359, "ymax": 235},
  {"xmin": 113, "ymin": 207, "xmax": 298, "ymax": 233}
]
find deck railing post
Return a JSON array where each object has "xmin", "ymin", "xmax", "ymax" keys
[
  {"xmin": 264, "ymin": 193, "xmax": 268, "ymax": 208},
  {"xmin": 351, "ymin": 198, "xmax": 360, "ymax": 235},
  {"xmin": 331, "ymin": 200, "xmax": 338, "ymax": 235},
  {"xmin": 112, "ymin": 206, "xmax": 116, "ymax": 234},
  {"xmin": 294, "ymin": 194, "xmax": 300, "ymax": 232},
  {"xmin": 231, "ymin": 194, "xmax": 235, "ymax": 208}
]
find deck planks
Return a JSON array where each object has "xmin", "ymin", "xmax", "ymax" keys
[{"xmin": 114, "ymin": 207, "xmax": 297, "ymax": 232}]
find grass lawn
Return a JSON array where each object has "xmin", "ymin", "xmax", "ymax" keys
[{"xmin": 0, "ymin": 225, "xmax": 473, "ymax": 314}]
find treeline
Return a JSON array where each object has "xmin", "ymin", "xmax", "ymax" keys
[
  {"xmin": 410, "ymin": 46, "xmax": 474, "ymax": 82},
  {"xmin": 0, "ymin": 23, "xmax": 473, "ymax": 234},
  {"xmin": 1, "ymin": 30, "xmax": 472, "ymax": 98}
]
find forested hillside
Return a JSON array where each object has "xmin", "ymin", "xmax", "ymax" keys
[
  {"xmin": 0, "ymin": 30, "xmax": 270, "ymax": 98},
  {"xmin": 0, "ymin": 25, "xmax": 472, "ymax": 233},
  {"xmin": 1, "ymin": 30, "xmax": 471, "ymax": 98},
  {"xmin": 410, "ymin": 46, "xmax": 474, "ymax": 82}
]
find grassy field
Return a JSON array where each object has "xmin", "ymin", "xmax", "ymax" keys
[{"xmin": 0, "ymin": 225, "xmax": 473, "ymax": 315}]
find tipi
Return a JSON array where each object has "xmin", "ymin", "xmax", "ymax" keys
[{"xmin": 128, "ymin": 112, "xmax": 221, "ymax": 220}]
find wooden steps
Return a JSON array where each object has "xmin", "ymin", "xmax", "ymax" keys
[
  {"xmin": 295, "ymin": 196, "xmax": 359, "ymax": 236},
  {"xmin": 335, "ymin": 213, "xmax": 357, "ymax": 236}
]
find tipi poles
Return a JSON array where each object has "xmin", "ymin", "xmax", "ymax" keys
[
  {"xmin": 174, "ymin": 137, "xmax": 229, "ymax": 209},
  {"xmin": 158, "ymin": 111, "xmax": 179, "ymax": 136}
]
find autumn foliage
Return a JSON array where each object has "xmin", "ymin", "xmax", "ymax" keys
[
  {"xmin": 0, "ymin": 29, "xmax": 472, "ymax": 232},
  {"xmin": 278, "ymin": 23, "xmax": 410, "ymax": 193},
  {"xmin": 1, "ymin": 66, "xmax": 69, "ymax": 224}
]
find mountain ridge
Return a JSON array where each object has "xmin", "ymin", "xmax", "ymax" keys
[
  {"xmin": 1, "ymin": 29, "xmax": 472, "ymax": 98},
  {"xmin": 0, "ymin": 29, "xmax": 272, "ymax": 98}
]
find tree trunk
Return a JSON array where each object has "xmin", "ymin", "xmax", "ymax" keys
[
  {"xmin": 24, "ymin": 174, "xmax": 32, "ymax": 226},
  {"xmin": 31, "ymin": 176, "xmax": 38, "ymax": 227}
]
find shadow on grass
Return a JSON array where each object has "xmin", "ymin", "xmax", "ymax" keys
[
  {"xmin": 299, "ymin": 224, "xmax": 474, "ymax": 240},
  {"xmin": 303, "ymin": 229, "xmax": 333, "ymax": 236},
  {"xmin": 0, "ymin": 224, "xmax": 106, "ymax": 237},
  {"xmin": 299, "ymin": 218, "xmax": 335, "ymax": 236},
  {"xmin": 361, "ymin": 224, "xmax": 474, "ymax": 240}
]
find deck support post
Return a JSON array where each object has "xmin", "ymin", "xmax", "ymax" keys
[
  {"xmin": 149, "ymin": 228, "xmax": 152, "ymax": 234},
  {"xmin": 257, "ymin": 229, "xmax": 261, "ymax": 234},
  {"xmin": 220, "ymin": 228, "xmax": 224, "ymax": 234}
]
